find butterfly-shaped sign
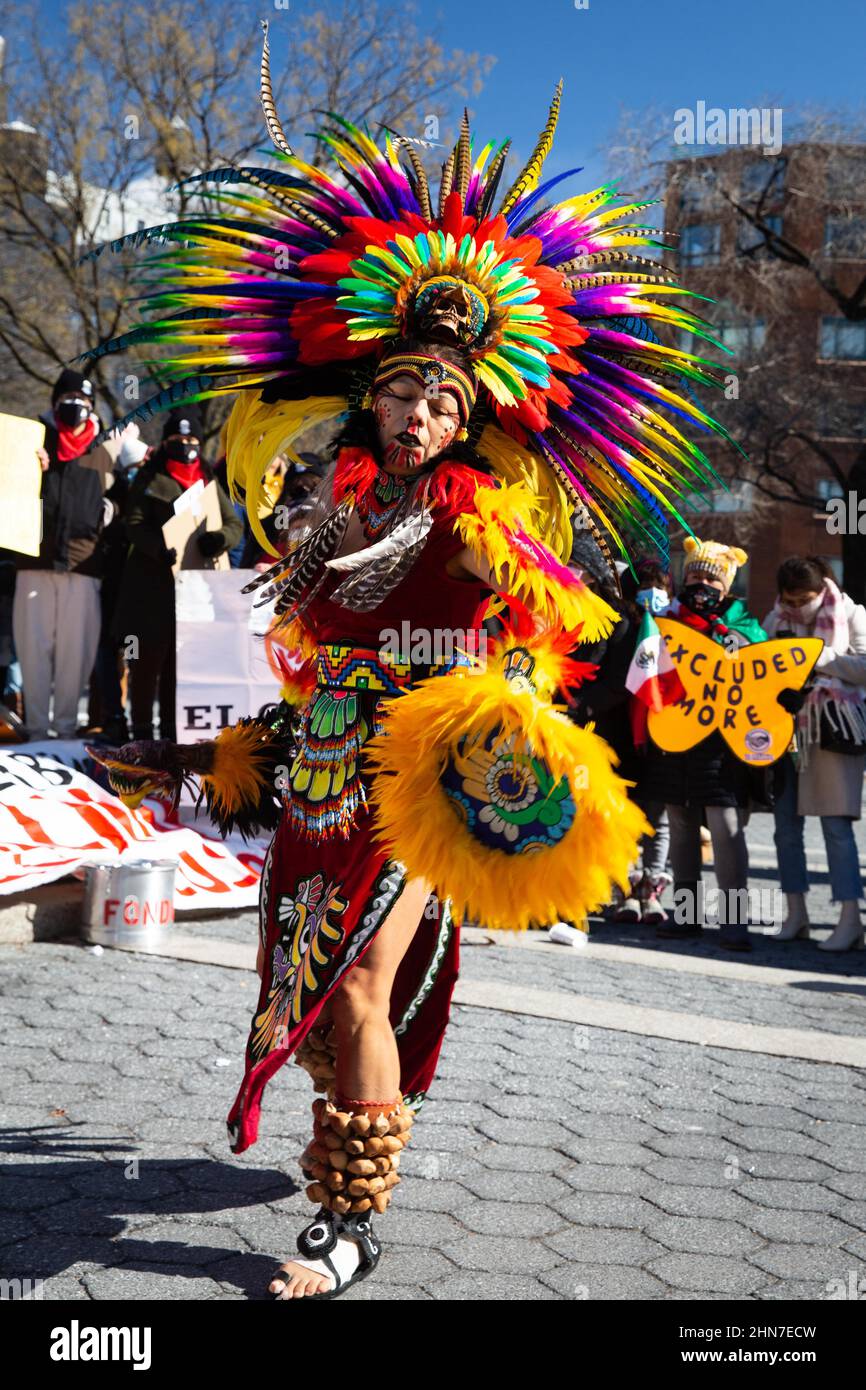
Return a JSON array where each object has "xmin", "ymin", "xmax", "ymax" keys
[{"xmin": 647, "ymin": 620, "xmax": 823, "ymax": 765}]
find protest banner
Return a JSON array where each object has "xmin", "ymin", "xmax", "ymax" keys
[
  {"xmin": 647, "ymin": 620, "xmax": 823, "ymax": 765},
  {"xmin": 0, "ymin": 745, "xmax": 265, "ymax": 908}
]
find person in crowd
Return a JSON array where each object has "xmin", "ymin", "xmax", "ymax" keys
[
  {"xmin": 642, "ymin": 537, "xmax": 767, "ymax": 950},
  {"xmin": 764, "ymin": 556, "xmax": 866, "ymax": 952},
  {"xmin": 87, "ymin": 424, "xmax": 151, "ymax": 744},
  {"xmin": 113, "ymin": 407, "xmax": 242, "ymax": 742},
  {"xmin": 12, "ymin": 368, "xmax": 118, "ymax": 740},
  {"xmin": 557, "ymin": 542, "xmax": 672, "ymax": 927},
  {"xmin": 613, "ymin": 558, "xmax": 676, "ymax": 924}
]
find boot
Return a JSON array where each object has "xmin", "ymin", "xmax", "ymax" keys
[
  {"xmin": 656, "ymin": 881, "xmax": 703, "ymax": 939},
  {"xmin": 639, "ymin": 872, "xmax": 671, "ymax": 926},
  {"xmin": 818, "ymin": 900, "xmax": 864, "ymax": 953},
  {"xmin": 718, "ymin": 887, "xmax": 752, "ymax": 952},
  {"xmin": 775, "ymin": 892, "xmax": 810, "ymax": 941},
  {"xmin": 612, "ymin": 873, "xmax": 641, "ymax": 923}
]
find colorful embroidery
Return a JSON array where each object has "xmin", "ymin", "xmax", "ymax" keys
[
  {"xmin": 356, "ymin": 469, "xmax": 409, "ymax": 541},
  {"xmin": 287, "ymin": 688, "xmax": 373, "ymax": 841},
  {"xmin": 250, "ymin": 871, "xmax": 348, "ymax": 1062},
  {"xmin": 441, "ymin": 734, "xmax": 576, "ymax": 853}
]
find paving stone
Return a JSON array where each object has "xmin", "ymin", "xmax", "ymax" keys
[
  {"xmin": 451, "ymin": 1199, "xmax": 566, "ymax": 1238},
  {"xmin": 544, "ymin": 1226, "xmax": 665, "ymax": 1265},
  {"xmin": 754, "ymin": 1280, "xmax": 836, "ymax": 1301},
  {"xmin": 739, "ymin": 1207, "xmax": 862, "ymax": 1245},
  {"xmin": 559, "ymin": 1164, "xmax": 649, "ymax": 1196},
  {"xmin": 473, "ymin": 1114, "xmax": 574, "ymax": 1150},
  {"xmin": 644, "ymin": 1216, "xmax": 764, "ymax": 1256},
  {"xmin": 552, "ymin": 1192, "xmax": 660, "ymax": 1229},
  {"xmin": 82, "ymin": 1266, "xmax": 224, "ymax": 1299},
  {"xmin": 649, "ymin": 1185, "xmax": 757, "ymax": 1221},
  {"xmin": 540, "ymin": 1262, "xmax": 667, "ymax": 1300},
  {"xmin": 436, "ymin": 1233, "xmax": 560, "ymax": 1274},
  {"xmin": 430, "ymin": 1272, "xmax": 561, "ymax": 1299},
  {"xmin": 747, "ymin": 1243, "xmax": 859, "ymax": 1280},
  {"xmin": 561, "ymin": 1138, "xmax": 656, "ymax": 1167},
  {"xmin": 460, "ymin": 1168, "xmax": 571, "ymax": 1205},
  {"xmin": 736, "ymin": 1179, "xmax": 845, "ymax": 1213},
  {"xmin": 647, "ymin": 1252, "xmax": 765, "ymax": 1295}
]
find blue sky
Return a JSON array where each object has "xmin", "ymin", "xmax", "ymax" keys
[{"xmin": 34, "ymin": 0, "xmax": 866, "ymax": 192}]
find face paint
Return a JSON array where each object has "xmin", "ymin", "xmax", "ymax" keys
[{"xmin": 373, "ymin": 373, "xmax": 461, "ymax": 475}]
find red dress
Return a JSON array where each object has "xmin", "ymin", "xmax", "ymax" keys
[{"xmin": 226, "ymin": 483, "xmax": 488, "ymax": 1153}]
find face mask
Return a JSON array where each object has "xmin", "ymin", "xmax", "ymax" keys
[
  {"xmin": 681, "ymin": 582, "xmax": 723, "ymax": 614},
  {"xmin": 55, "ymin": 398, "xmax": 91, "ymax": 428},
  {"xmin": 165, "ymin": 440, "xmax": 199, "ymax": 464},
  {"xmin": 784, "ymin": 594, "xmax": 823, "ymax": 623},
  {"xmin": 636, "ymin": 587, "xmax": 670, "ymax": 615}
]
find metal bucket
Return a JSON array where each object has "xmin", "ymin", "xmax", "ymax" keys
[{"xmin": 82, "ymin": 860, "xmax": 177, "ymax": 947}]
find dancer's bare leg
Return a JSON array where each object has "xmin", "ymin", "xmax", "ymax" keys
[{"xmin": 270, "ymin": 877, "xmax": 430, "ymax": 1299}]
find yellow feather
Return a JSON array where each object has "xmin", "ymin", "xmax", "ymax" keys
[
  {"xmin": 366, "ymin": 667, "xmax": 648, "ymax": 930},
  {"xmin": 201, "ymin": 721, "xmax": 279, "ymax": 817}
]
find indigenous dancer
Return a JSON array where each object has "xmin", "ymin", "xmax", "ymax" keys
[{"xmin": 86, "ymin": 23, "xmax": 735, "ymax": 1300}]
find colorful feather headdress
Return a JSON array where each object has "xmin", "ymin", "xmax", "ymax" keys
[{"xmin": 81, "ymin": 20, "xmax": 736, "ymax": 561}]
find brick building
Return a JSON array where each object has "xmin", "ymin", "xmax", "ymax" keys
[{"xmin": 663, "ymin": 142, "xmax": 866, "ymax": 615}]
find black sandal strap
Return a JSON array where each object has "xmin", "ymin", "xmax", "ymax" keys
[{"xmin": 297, "ymin": 1207, "xmax": 339, "ymax": 1259}]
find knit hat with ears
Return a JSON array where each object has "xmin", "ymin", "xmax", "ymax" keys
[{"xmin": 683, "ymin": 536, "xmax": 748, "ymax": 592}]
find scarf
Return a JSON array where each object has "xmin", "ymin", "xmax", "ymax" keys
[
  {"xmin": 55, "ymin": 417, "xmax": 98, "ymax": 462},
  {"xmin": 667, "ymin": 596, "xmax": 731, "ymax": 641},
  {"xmin": 164, "ymin": 456, "xmax": 206, "ymax": 489},
  {"xmin": 766, "ymin": 578, "xmax": 866, "ymax": 761}
]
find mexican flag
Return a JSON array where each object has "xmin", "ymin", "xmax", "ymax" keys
[{"xmin": 626, "ymin": 609, "xmax": 685, "ymax": 745}]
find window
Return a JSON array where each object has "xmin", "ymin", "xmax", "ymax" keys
[
  {"xmin": 816, "ymin": 478, "xmax": 845, "ymax": 499},
  {"xmin": 824, "ymin": 215, "xmax": 866, "ymax": 259},
  {"xmin": 716, "ymin": 319, "xmax": 766, "ymax": 354},
  {"xmin": 679, "ymin": 222, "xmax": 721, "ymax": 267},
  {"xmin": 740, "ymin": 156, "xmax": 786, "ymax": 201},
  {"xmin": 819, "ymin": 318, "xmax": 866, "ymax": 361},
  {"xmin": 826, "ymin": 152, "xmax": 866, "ymax": 201},
  {"xmin": 736, "ymin": 215, "xmax": 782, "ymax": 255},
  {"xmin": 677, "ymin": 168, "xmax": 718, "ymax": 214},
  {"xmin": 816, "ymin": 400, "xmax": 866, "ymax": 439}
]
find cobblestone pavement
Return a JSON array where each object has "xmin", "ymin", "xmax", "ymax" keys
[{"xmin": 1, "ymin": 814, "xmax": 865, "ymax": 1301}]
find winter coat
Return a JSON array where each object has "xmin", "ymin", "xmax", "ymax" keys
[
  {"xmin": 763, "ymin": 592, "xmax": 866, "ymax": 819},
  {"xmin": 572, "ymin": 609, "xmax": 642, "ymax": 785},
  {"xmin": 112, "ymin": 456, "xmax": 243, "ymax": 644},
  {"xmin": 640, "ymin": 596, "xmax": 768, "ymax": 809},
  {"xmin": 16, "ymin": 415, "xmax": 118, "ymax": 577}
]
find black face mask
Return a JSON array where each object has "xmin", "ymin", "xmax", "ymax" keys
[
  {"xmin": 55, "ymin": 398, "xmax": 91, "ymax": 428},
  {"xmin": 680, "ymin": 582, "xmax": 723, "ymax": 614},
  {"xmin": 165, "ymin": 440, "xmax": 199, "ymax": 464}
]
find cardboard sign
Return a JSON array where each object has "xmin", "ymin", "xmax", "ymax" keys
[
  {"xmin": 0, "ymin": 412, "xmax": 44, "ymax": 556},
  {"xmin": 162, "ymin": 479, "xmax": 230, "ymax": 575},
  {"xmin": 647, "ymin": 620, "xmax": 823, "ymax": 765}
]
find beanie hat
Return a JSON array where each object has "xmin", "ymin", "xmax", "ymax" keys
[
  {"xmin": 52, "ymin": 368, "xmax": 95, "ymax": 405},
  {"xmin": 683, "ymin": 536, "xmax": 748, "ymax": 592},
  {"xmin": 162, "ymin": 406, "xmax": 204, "ymax": 441}
]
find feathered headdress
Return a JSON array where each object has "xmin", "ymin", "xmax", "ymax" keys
[{"xmin": 80, "ymin": 19, "xmax": 735, "ymax": 563}]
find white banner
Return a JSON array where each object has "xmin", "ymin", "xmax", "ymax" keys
[
  {"xmin": 175, "ymin": 569, "xmax": 278, "ymax": 743},
  {"xmin": 0, "ymin": 743, "xmax": 267, "ymax": 909}
]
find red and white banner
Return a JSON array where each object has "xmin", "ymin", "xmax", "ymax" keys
[{"xmin": 0, "ymin": 742, "xmax": 268, "ymax": 910}]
